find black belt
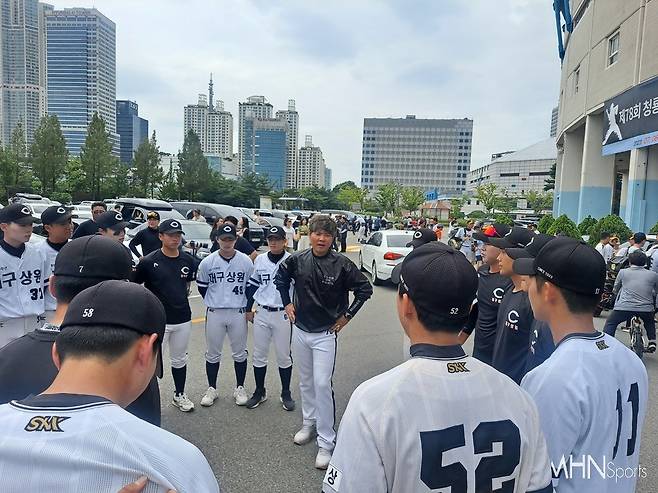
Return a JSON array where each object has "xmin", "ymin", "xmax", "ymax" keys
[{"xmin": 261, "ymin": 306, "xmax": 285, "ymax": 312}]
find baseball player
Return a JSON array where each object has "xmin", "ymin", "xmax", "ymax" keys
[
  {"xmin": 516, "ymin": 237, "xmax": 648, "ymax": 493},
  {"xmin": 274, "ymin": 215, "xmax": 372, "ymax": 470},
  {"xmin": 0, "ymin": 280, "xmax": 219, "ymax": 492},
  {"xmin": 323, "ymin": 242, "xmax": 552, "ymax": 493},
  {"xmin": 36, "ymin": 205, "xmax": 73, "ymax": 322},
  {"xmin": 197, "ymin": 223, "xmax": 254, "ymax": 407},
  {"xmin": 244, "ymin": 226, "xmax": 295, "ymax": 411},
  {"xmin": 0, "ymin": 204, "xmax": 48, "ymax": 348},
  {"xmin": 134, "ymin": 219, "xmax": 196, "ymax": 413},
  {"xmin": 129, "ymin": 211, "xmax": 162, "ymax": 259},
  {"xmin": 97, "ymin": 210, "xmax": 130, "ymax": 243}
]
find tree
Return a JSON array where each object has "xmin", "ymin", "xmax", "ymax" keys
[
  {"xmin": 546, "ymin": 214, "xmax": 581, "ymax": 239},
  {"xmin": 587, "ymin": 215, "xmax": 633, "ymax": 247},
  {"xmin": 537, "ymin": 214, "xmax": 554, "ymax": 233},
  {"xmin": 132, "ymin": 131, "xmax": 163, "ymax": 198},
  {"xmin": 493, "ymin": 213, "xmax": 515, "ymax": 226},
  {"xmin": 450, "ymin": 195, "xmax": 467, "ymax": 220},
  {"xmin": 80, "ymin": 113, "xmax": 114, "ymax": 199},
  {"xmin": 177, "ymin": 130, "xmax": 211, "ymax": 201},
  {"xmin": 544, "ymin": 163, "xmax": 556, "ymax": 191},
  {"xmin": 158, "ymin": 164, "xmax": 179, "ymax": 201},
  {"xmin": 401, "ymin": 187, "xmax": 425, "ymax": 213},
  {"xmin": 54, "ymin": 158, "xmax": 87, "ymax": 202},
  {"xmin": 375, "ymin": 183, "xmax": 401, "ymax": 215},
  {"xmin": 474, "ymin": 183, "xmax": 499, "ymax": 215},
  {"xmin": 578, "ymin": 215, "xmax": 598, "ymax": 236},
  {"xmin": 1, "ymin": 123, "xmax": 33, "ymax": 197},
  {"xmin": 651, "ymin": 221, "xmax": 658, "ymax": 234},
  {"xmin": 526, "ymin": 191, "xmax": 553, "ymax": 215},
  {"xmin": 29, "ymin": 115, "xmax": 68, "ymax": 195}
]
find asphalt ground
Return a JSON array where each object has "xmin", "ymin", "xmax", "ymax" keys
[{"xmin": 158, "ymin": 238, "xmax": 658, "ymax": 493}]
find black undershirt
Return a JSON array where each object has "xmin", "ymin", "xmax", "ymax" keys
[
  {"xmin": 46, "ymin": 240, "xmax": 67, "ymax": 251},
  {"xmin": 268, "ymin": 251, "xmax": 286, "ymax": 263},
  {"xmin": 0, "ymin": 239, "xmax": 25, "ymax": 257}
]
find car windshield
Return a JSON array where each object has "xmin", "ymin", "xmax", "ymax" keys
[
  {"xmin": 30, "ymin": 204, "xmax": 51, "ymax": 214},
  {"xmin": 386, "ymin": 235, "xmax": 413, "ymax": 248},
  {"xmin": 183, "ymin": 222, "xmax": 211, "ymax": 238}
]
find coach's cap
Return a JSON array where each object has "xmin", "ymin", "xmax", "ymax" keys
[
  {"xmin": 506, "ymin": 233, "xmax": 555, "ymax": 261},
  {"xmin": 488, "ymin": 226, "xmax": 534, "ymax": 249},
  {"xmin": 158, "ymin": 218, "xmax": 184, "ymax": 234},
  {"xmin": 407, "ymin": 228, "xmax": 437, "ymax": 248},
  {"xmin": 96, "ymin": 210, "xmax": 129, "ymax": 231},
  {"xmin": 146, "ymin": 211, "xmax": 160, "ymax": 220},
  {"xmin": 266, "ymin": 226, "xmax": 286, "ymax": 240},
  {"xmin": 513, "ymin": 236, "xmax": 605, "ymax": 296},
  {"xmin": 391, "ymin": 242, "xmax": 477, "ymax": 320},
  {"xmin": 61, "ymin": 280, "xmax": 166, "ymax": 378},
  {"xmin": 217, "ymin": 223, "xmax": 237, "ymax": 240},
  {"xmin": 54, "ymin": 235, "xmax": 133, "ymax": 280},
  {"xmin": 41, "ymin": 205, "xmax": 72, "ymax": 225},
  {"xmin": 472, "ymin": 222, "xmax": 511, "ymax": 243},
  {"xmin": 0, "ymin": 203, "xmax": 36, "ymax": 225}
]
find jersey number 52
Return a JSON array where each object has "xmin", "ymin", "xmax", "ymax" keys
[{"xmin": 420, "ymin": 420, "xmax": 520, "ymax": 493}]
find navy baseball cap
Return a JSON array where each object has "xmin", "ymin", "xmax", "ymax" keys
[
  {"xmin": 41, "ymin": 205, "xmax": 72, "ymax": 225},
  {"xmin": 217, "ymin": 223, "xmax": 237, "ymax": 240},
  {"xmin": 407, "ymin": 228, "xmax": 437, "ymax": 248},
  {"xmin": 54, "ymin": 236, "xmax": 133, "ymax": 280},
  {"xmin": 513, "ymin": 237, "xmax": 606, "ymax": 296},
  {"xmin": 472, "ymin": 222, "xmax": 511, "ymax": 243},
  {"xmin": 60, "ymin": 280, "xmax": 166, "ymax": 378},
  {"xmin": 488, "ymin": 226, "xmax": 534, "ymax": 249},
  {"xmin": 266, "ymin": 226, "xmax": 286, "ymax": 240},
  {"xmin": 0, "ymin": 203, "xmax": 36, "ymax": 225},
  {"xmin": 158, "ymin": 218, "xmax": 184, "ymax": 234},
  {"xmin": 506, "ymin": 233, "xmax": 555, "ymax": 261},
  {"xmin": 97, "ymin": 211, "xmax": 129, "ymax": 231}
]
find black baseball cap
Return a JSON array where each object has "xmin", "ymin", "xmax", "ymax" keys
[
  {"xmin": 54, "ymin": 235, "xmax": 133, "ymax": 280},
  {"xmin": 472, "ymin": 222, "xmax": 511, "ymax": 243},
  {"xmin": 488, "ymin": 226, "xmax": 534, "ymax": 249},
  {"xmin": 633, "ymin": 232, "xmax": 647, "ymax": 243},
  {"xmin": 97, "ymin": 211, "xmax": 129, "ymax": 230},
  {"xmin": 506, "ymin": 233, "xmax": 555, "ymax": 261},
  {"xmin": 513, "ymin": 237, "xmax": 606, "ymax": 296},
  {"xmin": 60, "ymin": 280, "xmax": 166, "ymax": 378},
  {"xmin": 266, "ymin": 226, "xmax": 286, "ymax": 240},
  {"xmin": 41, "ymin": 205, "xmax": 72, "ymax": 225},
  {"xmin": 158, "ymin": 218, "xmax": 184, "ymax": 234},
  {"xmin": 0, "ymin": 203, "xmax": 36, "ymax": 225},
  {"xmin": 407, "ymin": 228, "xmax": 437, "ymax": 248},
  {"xmin": 391, "ymin": 242, "xmax": 477, "ymax": 324},
  {"xmin": 217, "ymin": 223, "xmax": 237, "ymax": 240},
  {"xmin": 146, "ymin": 211, "xmax": 160, "ymax": 220}
]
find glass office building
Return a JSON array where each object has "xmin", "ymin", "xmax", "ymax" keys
[
  {"xmin": 243, "ymin": 118, "xmax": 287, "ymax": 190},
  {"xmin": 116, "ymin": 100, "xmax": 148, "ymax": 164}
]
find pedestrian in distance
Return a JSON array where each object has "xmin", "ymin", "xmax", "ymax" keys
[
  {"xmin": 129, "ymin": 211, "xmax": 162, "ymax": 260},
  {"xmin": 296, "ymin": 217, "xmax": 311, "ymax": 251},
  {"xmin": 71, "ymin": 201, "xmax": 107, "ymax": 239},
  {"xmin": 338, "ymin": 216, "xmax": 348, "ymax": 253},
  {"xmin": 191, "ymin": 208, "xmax": 206, "ymax": 223},
  {"xmin": 283, "ymin": 218, "xmax": 296, "ymax": 253},
  {"xmin": 212, "ymin": 216, "xmax": 257, "ymax": 261},
  {"xmin": 595, "ymin": 231, "xmax": 615, "ymax": 263}
]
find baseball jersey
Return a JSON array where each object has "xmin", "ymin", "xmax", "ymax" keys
[
  {"xmin": 524, "ymin": 320, "xmax": 555, "ymax": 374},
  {"xmin": 249, "ymin": 251, "xmax": 291, "ymax": 308},
  {"xmin": 0, "ymin": 393, "xmax": 219, "ymax": 492},
  {"xmin": 323, "ymin": 344, "xmax": 552, "ymax": 493},
  {"xmin": 0, "ymin": 241, "xmax": 48, "ymax": 320},
  {"xmin": 522, "ymin": 332, "xmax": 648, "ymax": 493},
  {"xmin": 35, "ymin": 240, "xmax": 67, "ymax": 312},
  {"xmin": 197, "ymin": 250, "xmax": 254, "ymax": 309}
]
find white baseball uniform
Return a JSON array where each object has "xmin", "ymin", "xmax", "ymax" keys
[
  {"xmin": 522, "ymin": 332, "xmax": 648, "ymax": 493},
  {"xmin": 0, "ymin": 242, "xmax": 48, "ymax": 348},
  {"xmin": 35, "ymin": 239, "xmax": 63, "ymax": 321},
  {"xmin": 249, "ymin": 252, "xmax": 293, "ymax": 368},
  {"xmin": 0, "ymin": 394, "xmax": 219, "ymax": 492},
  {"xmin": 197, "ymin": 250, "xmax": 254, "ymax": 364},
  {"xmin": 324, "ymin": 344, "xmax": 552, "ymax": 493}
]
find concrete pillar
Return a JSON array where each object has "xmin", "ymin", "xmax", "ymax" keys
[
  {"xmin": 624, "ymin": 147, "xmax": 648, "ymax": 231},
  {"xmin": 557, "ymin": 127, "xmax": 584, "ymax": 220},
  {"xmin": 578, "ymin": 114, "xmax": 615, "ymax": 221},
  {"xmin": 643, "ymin": 146, "xmax": 658, "ymax": 231},
  {"xmin": 553, "ymin": 148, "xmax": 563, "ymax": 216},
  {"xmin": 619, "ymin": 172, "xmax": 629, "ymax": 219}
]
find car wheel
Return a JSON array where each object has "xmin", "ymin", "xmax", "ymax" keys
[
  {"xmin": 359, "ymin": 253, "xmax": 366, "ymax": 272},
  {"xmin": 372, "ymin": 262, "xmax": 384, "ymax": 286}
]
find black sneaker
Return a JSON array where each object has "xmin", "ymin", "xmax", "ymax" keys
[
  {"xmin": 647, "ymin": 341, "xmax": 656, "ymax": 353},
  {"xmin": 280, "ymin": 391, "xmax": 296, "ymax": 411},
  {"xmin": 246, "ymin": 388, "xmax": 267, "ymax": 409}
]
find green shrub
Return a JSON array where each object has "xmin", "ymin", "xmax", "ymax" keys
[
  {"xmin": 546, "ymin": 214, "xmax": 581, "ymax": 239},
  {"xmin": 467, "ymin": 210, "xmax": 487, "ymax": 219},
  {"xmin": 493, "ymin": 213, "xmax": 514, "ymax": 226},
  {"xmin": 650, "ymin": 221, "xmax": 658, "ymax": 234},
  {"xmin": 578, "ymin": 215, "xmax": 597, "ymax": 236},
  {"xmin": 537, "ymin": 214, "xmax": 554, "ymax": 233},
  {"xmin": 587, "ymin": 215, "xmax": 633, "ymax": 246}
]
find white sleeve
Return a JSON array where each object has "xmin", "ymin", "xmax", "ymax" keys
[
  {"xmin": 322, "ymin": 394, "xmax": 387, "ymax": 493},
  {"xmin": 524, "ymin": 397, "xmax": 554, "ymax": 493},
  {"xmin": 248, "ymin": 257, "xmax": 261, "ymax": 287},
  {"xmin": 243, "ymin": 256, "xmax": 254, "ymax": 283},
  {"xmin": 196, "ymin": 257, "xmax": 210, "ymax": 288}
]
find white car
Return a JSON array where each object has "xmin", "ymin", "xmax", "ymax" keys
[{"xmin": 359, "ymin": 230, "xmax": 414, "ymax": 285}]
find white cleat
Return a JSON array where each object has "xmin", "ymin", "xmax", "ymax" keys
[
  {"xmin": 293, "ymin": 424, "xmax": 317, "ymax": 445},
  {"xmin": 200, "ymin": 387, "xmax": 218, "ymax": 407},
  {"xmin": 315, "ymin": 448, "xmax": 332, "ymax": 470},
  {"xmin": 172, "ymin": 393, "xmax": 195, "ymax": 412},
  {"xmin": 233, "ymin": 385, "xmax": 249, "ymax": 406}
]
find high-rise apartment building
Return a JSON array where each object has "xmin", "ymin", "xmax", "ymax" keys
[
  {"xmin": 116, "ymin": 100, "xmax": 148, "ymax": 164},
  {"xmin": 243, "ymin": 117, "xmax": 287, "ymax": 190},
  {"xmin": 324, "ymin": 167, "xmax": 332, "ymax": 190},
  {"xmin": 275, "ymin": 99, "xmax": 299, "ymax": 188},
  {"xmin": 183, "ymin": 75, "xmax": 232, "ymax": 157},
  {"xmin": 238, "ymin": 95, "xmax": 272, "ymax": 173},
  {"xmin": 45, "ymin": 8, "xmax": 117, "ymax": 155},
  {"xmin": 361, "ymin": 115, "xmax": 473, "ymax": 196},
  {"xmin": 0, "ymin": 0, "xmax": 51, "ymax": 146},
  {"xmin": 297, "ymin": 135, "xmax": 325, "ymax": 189},
  {"xmin": 550, "ymin": 106, "xmax": 558, "ymax": 138}
]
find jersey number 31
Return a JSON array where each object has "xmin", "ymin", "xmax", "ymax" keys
[{"xmin": 420, "ymin": 420, "xmax": 520, "ymax": 493}]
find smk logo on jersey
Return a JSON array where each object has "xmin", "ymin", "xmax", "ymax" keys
[
  {"xmin": 24, "ymin": 416, "xmax": 70, "ymax": 432},
  {"xmin": 491, "ymin": 287, "xmax": 505, "ymax": 304},
  {"xmin": 505, "ymin": 310, "xmax": 520, "ymax": 331},
  {"xmin": 447, "ymin": 362, "xmax": 469, "ymax": 373}
]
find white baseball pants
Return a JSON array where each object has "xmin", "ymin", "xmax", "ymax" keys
[
  {"xmin": 205, "ymin": 308, "xmax": 248, "ymax": 364},
  {"xmin": 292, "ymin": 325, "xmax": 337, "ymax": 451},
  {"xmin": 163, "ymin": 321, "xmax": 192, "ymax": 369},
  {"xmin": 253, "ymin": 309, "xmax": 292, "ymax": 368},
  {"xmin": 0, "ymin": 315, "xmax": 43, "ymax": 349}
]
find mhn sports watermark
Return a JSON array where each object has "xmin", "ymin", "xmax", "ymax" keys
[{"xmin": 552, "ymin": 456, "xmax": 647, "ymax": 483}]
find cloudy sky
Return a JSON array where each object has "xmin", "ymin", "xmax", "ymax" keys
[{"xmin": 62, "ymin": 0, "xmax": 562, "ymax": 185}]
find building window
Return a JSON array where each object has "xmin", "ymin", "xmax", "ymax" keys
[
  {"xmin": 574, "ymin": 66, "xmax": 580, "ymax": 94},
  {"xmin": 607, "ymin": 31, "xmax": 620, "ymax": 67}
]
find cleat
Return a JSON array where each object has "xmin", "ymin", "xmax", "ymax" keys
[
  {"xmin": 315, "ymin": 448, "xmax": 332, "ymax": 470},
  {"xmin": 280, "ymin": 392, "xmax": 296, "ymax": 411}
]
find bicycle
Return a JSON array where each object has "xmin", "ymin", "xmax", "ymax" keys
[{"xmin": 629, "ymin": 315, "xmax": 646, "ymax": 360}]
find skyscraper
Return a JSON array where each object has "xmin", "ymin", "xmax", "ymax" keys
[
  {"xmin": 116, "ymin": 100, "xmax": 148, "ymax": 164},
  {"xmin": 324, "ymin": 167, "xmax": 332, "ymax": 190},
  {"xmin": 550, "ymin": 106, "xmax": 558, "ymax": 138},
  {"xmin": 238, "ymin": 95, "xmax": 272, "ymax": 174},
  {"xmin": 243, "ymin": 117, "xmax": 287, "ymax": 190},
  {"xmin": 183, "ymin": 75, "xmax": 232, "ymax": 157},
  {"xmin": 297, "ymin": 135, "xmax": 325, "ymax": 189},
  {"xmin": 0, "ymin": 0, "xmax": 51, "ymax": 146},
  {"xmin": 275, "ymin": 99, "xmax": 299, "ymax": 189},
  {"xmin": 45, "ymin": 8, "xmax": 117, "ymax": 155},
  {"xmin": 361, "ymin": 115, "xmax": 473, "ymax": 196}
]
